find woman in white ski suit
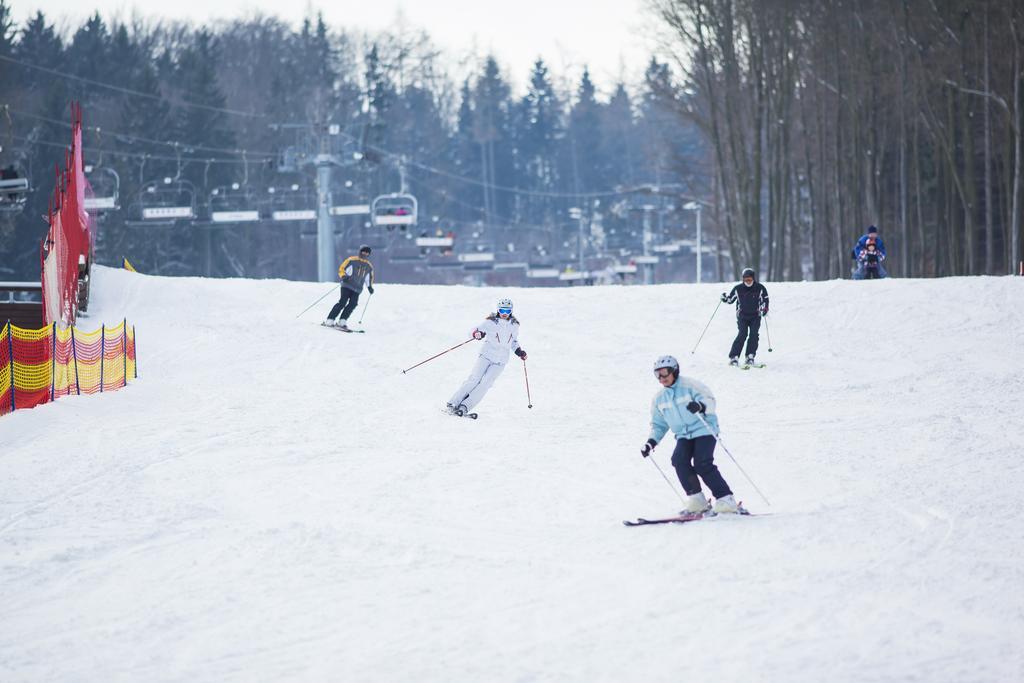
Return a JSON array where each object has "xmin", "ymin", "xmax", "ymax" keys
[{"xmin": 448, "ymin": 300, "xmax": 526, "ymax": 413}]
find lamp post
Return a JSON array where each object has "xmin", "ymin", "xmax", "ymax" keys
[{"xmin": 683, "ymin": 201, "xmax": 703, "ymax": 283}]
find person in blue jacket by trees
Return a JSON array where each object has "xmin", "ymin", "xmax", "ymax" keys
[
  {"xmin": 854, "ymin": 225, "xmax": 887, "ymax": 258},
  {"xmin": 639, "ymin": 355, "xmax": 739, "ymax": 514},
  {"xmin": 852, "ymin": 226, "xmax": 888, "ymax": 279}
]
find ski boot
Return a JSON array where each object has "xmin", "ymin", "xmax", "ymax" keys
[
  {"xmin": 744, "ymin": 355, "xmax": 756, "ymax": 367},
  {"xmin": 712, "ymin": 494, "xmax": 740, "ymax": 514},
  {"xmin": 679, "ymin": 492, "xmax": 712, "ymax": 516},
  {"xmin": 729, "ymin": 357, "xmax": 740, "ymax": 367},
  {"xmin": 337, "ymin": 320, "xmax": 350, "ymax": 331}
]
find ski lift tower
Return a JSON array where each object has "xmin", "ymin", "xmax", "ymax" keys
[{"xmin": 272, "ymin": 121, "xmax": 363, "ymax": 282}]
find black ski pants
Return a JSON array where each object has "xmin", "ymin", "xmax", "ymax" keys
[
  {"xmin": 671, "ymin": 435, "xmax": 732, "ymax": 499},
  {"xmin": 328, "ymin": 287, "xmax": 361, "ymax": 321},
  {"xmin": 729, "ymin": 315, "xmax": 761, "ymax": 358}
]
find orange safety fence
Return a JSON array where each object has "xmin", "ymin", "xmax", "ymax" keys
[{"xmin": 1, "ymin": 320, "xmax": 137, "ymax": 416}]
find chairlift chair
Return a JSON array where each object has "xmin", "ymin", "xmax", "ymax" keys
[
  {"xmin": 128, "ymin": 178, "xmax": 197, "ymax": 225},
  {"xmin": 371, "ymin": 193, "xmax": 418, "ymax": 228},
  {"xmin": 263, "ymin": 185, "xmax": 317, "ymax": 224},
  {"xmin": 209, "ymin": 184, "xmax": 260, "ymax": 223},
  {"xmin": 83, "ymin": 165, "xmax": 120, "ymax": 213},
  {"xmin": 0, "ymin": 163, "xmax": 31, "ymax": 215}
]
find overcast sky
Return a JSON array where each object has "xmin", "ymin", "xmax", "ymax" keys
[{"xmin": 18, "ymin": 0, "xmax": 661, "ymax": 95}]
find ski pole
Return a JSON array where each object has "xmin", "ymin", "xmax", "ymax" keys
[
  {"xmin": 358, "ymin": 292, "xmax": 372, "ymax": 324},
  {"xmin": 401, "ymin": 338, "xmax": 475, "ymax": 374},
  {"xmin": 763, "ymin": 315, "xmax": 773, "ymax": 352},
  {"xmin": 522, "ymin": 359, "xmax": 533, "ymax": 408},
  {"xmin": 296, "ymin": 284, "xmax": 339, "ymax": 319},
  {"xmin": 648, "ymin": 456, "xmax": 687, "ymax": 505},
  {"xmin": 694, "ymin": 411, "xmax": 771, "ymax": 506},
  {"xmin": 691, "ymin": 300, "xmax": 722, "ymax": 354}
]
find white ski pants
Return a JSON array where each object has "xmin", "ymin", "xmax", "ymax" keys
[{"xmin": 449, "ymin": 356, "xmax": 506, "ymax": 411}]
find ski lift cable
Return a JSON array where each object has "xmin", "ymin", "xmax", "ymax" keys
[
  {"xmin": 343, "ymin": 129, "xmax": 684, "ymax": 201},
  {"xmin": 8, "ymin": 134, "xmax": 259, "ymax": 165},
  {"xmin": 0, "ymin": 54, "xmax": 265, "ymax": 120},
  {"xmin": 4, "ymin": 106, "xmax": 277, "ymax": 159},
  {"xmin": 405, "ymin": 173, "xmax": 572, "ymax": 234}
]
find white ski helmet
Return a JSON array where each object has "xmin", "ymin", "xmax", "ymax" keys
[
  {"xmin": 653, "ymin": 355, "xmax": 679, "ymax": 374},
  {"xmin": 497, "ymin": 297, "xmax": 513, "ymax": 311}
]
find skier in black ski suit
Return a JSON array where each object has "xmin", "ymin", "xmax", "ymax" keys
[{"xmin": 721, "ymin": 267, "xmax": 769, "ymax": 366}]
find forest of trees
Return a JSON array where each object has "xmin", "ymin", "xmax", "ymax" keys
[
  {"xmin": 654, "ymin": 0, "xmax": 1024, "ymax": 279},
  {"xmin": 1, "ymin": 0, "xmax": 1022, "ymax": 282},
  {"xmin": 0, "ymin": 1, "xmax": 704, "ymax": 282}
]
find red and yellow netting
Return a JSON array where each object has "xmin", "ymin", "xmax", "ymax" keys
[{"xmin": 1, "ymin": 320, "xmax": 137, "ymax": 416}]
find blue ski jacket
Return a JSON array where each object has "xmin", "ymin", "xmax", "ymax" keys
[
  {"xmin": 648, "ymin": 375, "xmax": 720, "ymax": 443},
  {"xmin": 854, "ymin": 233, "xmax": 886, "ymax": 258}
]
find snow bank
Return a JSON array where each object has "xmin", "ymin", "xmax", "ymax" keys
[{"xmin": 2, "ymin": 267, "xmax": 1022, "ymax": 681}]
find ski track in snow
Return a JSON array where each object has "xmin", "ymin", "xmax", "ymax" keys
[{"xmin": 2, "ymin": 267, "xmax": 1024, "ymax": 681}]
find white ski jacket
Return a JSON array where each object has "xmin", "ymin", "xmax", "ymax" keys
[{"xmin": 471, "ymin": 315, "xmax": 522, "ymax": 365}]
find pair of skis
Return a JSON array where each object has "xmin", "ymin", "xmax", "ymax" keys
[
  {"xmin": 320, "ymin": 322, "xmax": 365, "ymax": 334},
  {"xmin": 731, "ymin": 361, "xmax": 766, "ymax": 370},
  {"xmin": 623, "ymin": 504, "xmax": 754, "ymax": 527}
]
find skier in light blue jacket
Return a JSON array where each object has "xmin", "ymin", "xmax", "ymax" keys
[{"xmin": 640, "ymin": 355, "xmax": 739, "ymax": 514}]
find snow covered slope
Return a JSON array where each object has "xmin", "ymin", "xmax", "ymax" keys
[{"xmin": 2, "ymin": 266, "xmax": 1023, "ymax": 681}]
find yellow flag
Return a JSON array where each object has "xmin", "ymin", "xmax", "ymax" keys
[{"xmin": 122, "ymin": 258, "xmax": 137, "ymax": 272}]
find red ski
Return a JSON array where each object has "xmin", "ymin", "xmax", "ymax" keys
[
  {"xmin": 623, "ymin": 503, "xmax": 756, "ymax": 526},
  {"xmin": 622, "ymin": 512, "xmax": 706, "ymax": 527}
]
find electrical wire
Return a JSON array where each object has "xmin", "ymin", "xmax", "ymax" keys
[
  {"xmin": 0, "ymin": 54, "xmax": 264, "ymax": 119},
  {"xmin": 4, "ymin": 106, "xmax": 276, "ymax": 159},
  {"xmin": 8, "ymin": 134, "xmax": 259, "ymax": 165},
  {"xmin": 338, "ymin": 130, "xmax": 661, "ymax": 200},
  {"xmin": 2, "ymin": 56, "xmax": 691, "ymax": 202}
]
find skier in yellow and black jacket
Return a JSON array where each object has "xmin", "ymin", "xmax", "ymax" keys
[{"xmin": 323, "ymin": 245, "xmax": 375, "ymax": 331}]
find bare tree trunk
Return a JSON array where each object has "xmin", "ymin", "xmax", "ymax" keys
[
  {"xmin": 984, "ymin": 2, "xmax": 994, "ymax": 273},
  {"xmin": 1012, "ymin": 15, "xmax": 1023, "ymax": 274}
]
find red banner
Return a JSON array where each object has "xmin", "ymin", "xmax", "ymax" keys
[{"xmin": 41, "ymin": 102, "xmax": 93, "ymax": 327}]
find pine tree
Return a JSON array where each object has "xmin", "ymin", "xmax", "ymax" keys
[
  {"xmin": 451, "ymin": 78, "xmax": 483, "ymax": 226},
  {"xmin": 0, "ymin": 0, "xmax": 14, "ymax": 59},
  {"xmin": 567, "ymin": 67, "xmax": 605, "ymax": 194},
  {"xmin": 472, "ymin": 56, "xmax": 513, "ymax": 229},
  {"xmin": 516, "ymin": 59, "xmax": 563, "ymax": 226}
]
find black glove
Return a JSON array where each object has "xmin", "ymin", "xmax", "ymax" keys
[
  {"xmin": 515, "ymin": 348, "xmax": 527, "ymax": 360},
  {"xmin": 686, "ymin": 401, "xmax": 706, "ymax": 414},
  {"xmin": 720, "ymin": 293, "xmax": 729, "ymax": 303},
  {"xmin": 367, "ymin": 285, "xmax": 375, "ymax": 295},
  {"xmin": 640, "ymin": 438, "xmax": 657, "ymax": 458},
  {"xmin": 472, "ymin": 329, "xmax": 486, "ymax": 340},
  {"xmin": 760, "ymin": 308, "xmax": 768, "ymax": 317}
]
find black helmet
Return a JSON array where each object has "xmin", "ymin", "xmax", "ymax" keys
[
  {"xmin": 741, "ymin": 267, "xmax": 755, "ymax": 280},
  {"xmin": 359, "ymin": 245, "xmax": 372, "ymax": 255}
]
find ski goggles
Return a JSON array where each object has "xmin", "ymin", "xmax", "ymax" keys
[
  {"xmin": 497, "ymin": 307, "xmax": 512, "ymax": 316},
  {"xmin": 654, "ymin": 368, "xmax": 675, "ymax": 379}
]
